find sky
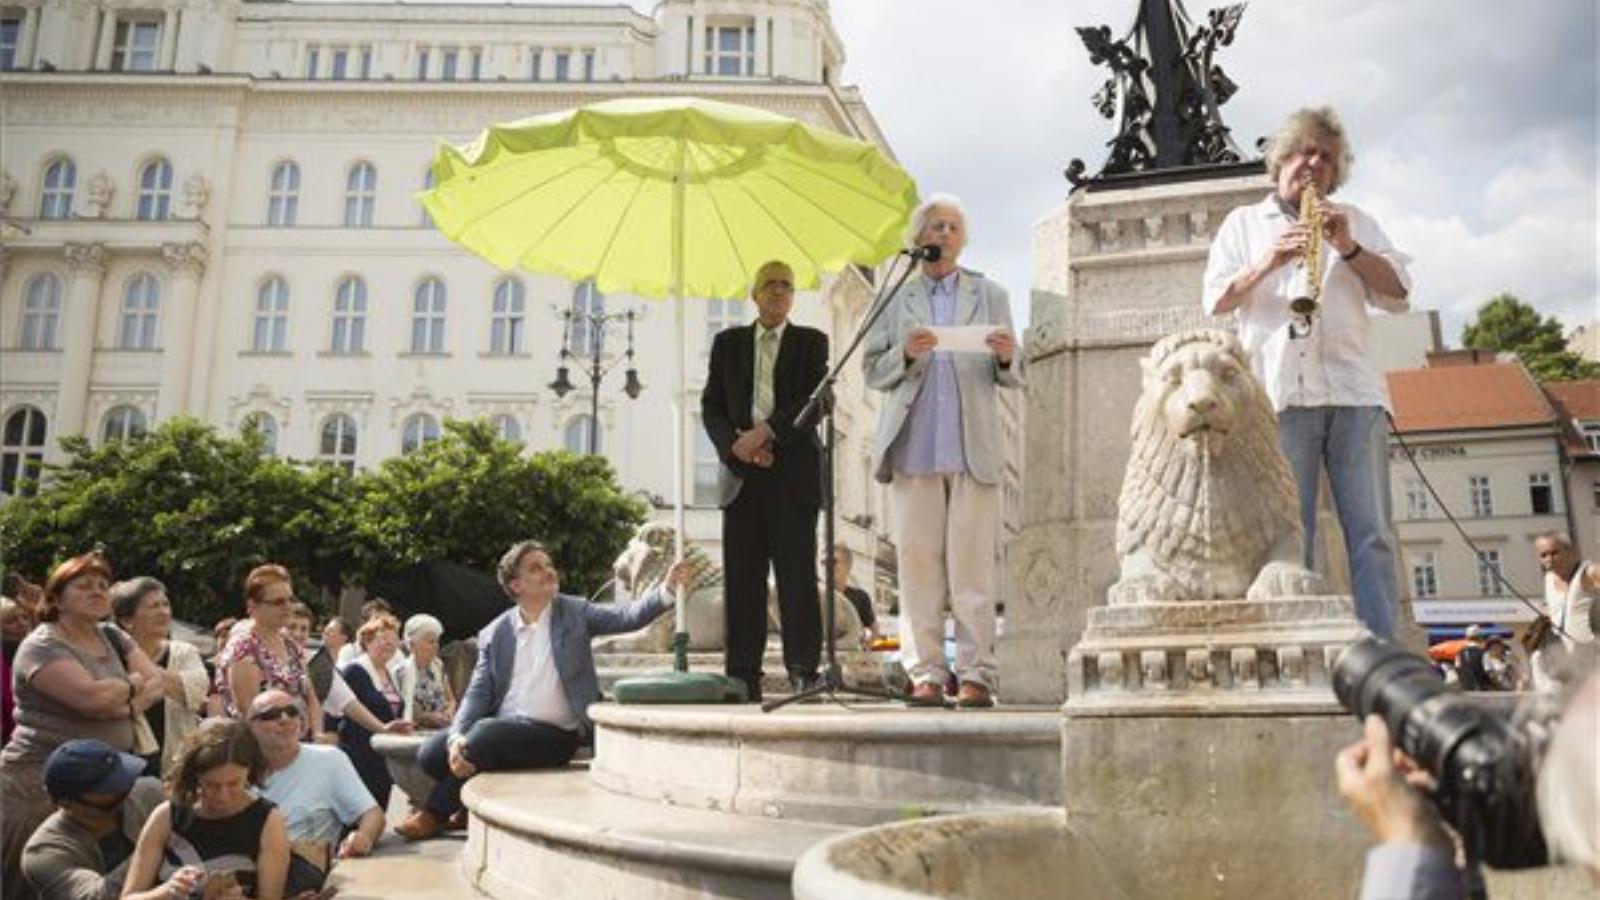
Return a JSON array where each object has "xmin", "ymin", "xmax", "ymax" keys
[{"xmin": 402, "ymin": 0, "xmax": 1598, "ymax": 340}]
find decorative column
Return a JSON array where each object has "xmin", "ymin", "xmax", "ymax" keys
[
  {"xmin": 18, "ymin": 6, "xmax": 40, "ymax": 70},
  {"xmin": 93, "ymin": 9, "xmax": 116, "ymax": 70},
  {"xmin": 55, "ymin": 243, "xmax": 108, "ymax": 451},
  {"xmin": 155, "ymin": 242, "xmax": 208, "ymax": 421},
  {"xmin": 158, "ymin": 6, "xmax": 179, "ymax": 71}
]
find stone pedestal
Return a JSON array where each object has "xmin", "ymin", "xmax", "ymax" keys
[{"xmin": 1001, "ymin": 167, "xmax": 1374, "ymax": 704}]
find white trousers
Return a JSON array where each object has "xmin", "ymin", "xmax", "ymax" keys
[{"xmin": 892, "ymin": 473, "xmax": 999, "ymax": 689}]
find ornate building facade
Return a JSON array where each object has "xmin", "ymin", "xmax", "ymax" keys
[{"xmin": 0, "ymin": 0, "xmax": 979, "ymax": 598}]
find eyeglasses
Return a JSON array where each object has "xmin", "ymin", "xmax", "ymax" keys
[
  {"xmin": 255, "ymin": 596, "xmax": 294, "ymax": 608},
  {"xmin": 250, "ymin": 705, "xmax": 301, "ymax": 722}
]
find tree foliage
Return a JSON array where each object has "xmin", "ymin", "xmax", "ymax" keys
[
  {"xmin": 1461, "ymin": 294, "xmax": 1600, "ymax": 382},
  {"xmin": 0, "ymin": 417, "xmax": 648, "ymax": 625},
  {"xmin": 0, "ymin": 418, "xmax": 346, "ymax": 625},
  {"xmin": 347, "ymin": 419, "xmax": 646, "ymax": 597}
]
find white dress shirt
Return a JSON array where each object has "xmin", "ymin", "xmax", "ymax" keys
[
  {"xmin": 1202, "ymin": 194, "xmax": 1412, "ymax": 411},
  {"xmin": 498, "ymin": 603, "xmax": 578, "ymax": 731}
]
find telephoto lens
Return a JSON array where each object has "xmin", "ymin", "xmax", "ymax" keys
[{"xmin": 1332, "ymin": 637, "xmax": 1547, "ymax": 869}]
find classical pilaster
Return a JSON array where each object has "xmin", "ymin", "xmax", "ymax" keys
[
  {"xmin": 155, "ymin": 242, "xmax": 208, "ymax": 420},
  {"xmin": 159, "ymin": 7, "xmax": 180, "ymax": 71},
  {"xmin": 18, "ymin": 6, "xmax": 40, "ymax": 70},
  {"xmin": 55, "ymin": 243, "xmax": 108, "ymax": 450},
  {"xmin": 93, "ymin": 10, "xmax": 116, "ymax": 70}
]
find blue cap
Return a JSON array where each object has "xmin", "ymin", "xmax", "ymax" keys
[{"xmin": 43, "ymin": 740, "xmax": 146, "ymax": 800}]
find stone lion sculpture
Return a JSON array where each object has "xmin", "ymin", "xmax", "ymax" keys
[
  {"xmin": 594, "ymin": 522, "xmax": 726, "ymax": 653},
  {"xmin": 1108, "ymin": 329, "xmax": 1325, "ymax": 605}
]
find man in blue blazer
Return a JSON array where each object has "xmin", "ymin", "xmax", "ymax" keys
[{"xmin": 396, "ymin": 539, "xmax": 687, "ymax": 840}]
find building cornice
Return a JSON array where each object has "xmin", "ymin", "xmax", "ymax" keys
[{"xmin": 238, "ymin": 2, "xmax": 657, "ymax": 32}]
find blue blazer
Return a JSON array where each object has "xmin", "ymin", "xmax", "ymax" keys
[{"xmin": 451, "ymin": 589, "xmax": 668, "ymax": 738}]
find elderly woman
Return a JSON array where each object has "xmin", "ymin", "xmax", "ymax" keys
[
  {"xmin": 864, "ymin": 193, "xmax": 1021, "ymax": 710},
  {"xmin": 112, "ymin": 577, "xmax": 208, "ymax": 776},
  {"xmin": 0, "ymin": 553, "xmax": 166, "ymax": 900},
  {"xmin": 122, "ymin": 720, "xmax": 291, "ymax": 900},
  {"xmin": 338, "ymin": 614, "xmax": 413, "ymax": 810},
  {"xmin": 394, "ymin": 614, "xmax": 457, "ymax": 729},
  {"xmin": 211, "ymin": 565, "xmax": 322, "ymax": 734}
]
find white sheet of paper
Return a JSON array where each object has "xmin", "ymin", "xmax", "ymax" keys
[{"xmin": 927, "ymin": 325, "xmax": 997, "ymax": 354}]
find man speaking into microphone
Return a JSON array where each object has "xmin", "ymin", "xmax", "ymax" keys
[{"xmin": 864, "ymin": 193, "xmax": 1021, "ymax": 709}]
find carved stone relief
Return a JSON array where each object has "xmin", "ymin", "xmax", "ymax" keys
[{"xmin": 79, "ymin": 172, "xmax": 114, "ymax": 219}]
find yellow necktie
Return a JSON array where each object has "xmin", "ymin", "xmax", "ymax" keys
[{"xmin": 755, "ymin": 328, "xmax": 777, "ymax": 421}]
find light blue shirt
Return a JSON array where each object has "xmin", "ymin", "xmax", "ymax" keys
[
  {"xmin": 893, "ymin": 272, "xmax": 966, "ymax": 476},
  {"xmin": 260, "ymin": 743, "xmax": 378, "ymax": 844}
]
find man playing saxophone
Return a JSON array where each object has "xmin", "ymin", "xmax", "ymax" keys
[{"xmin": 1202, "ymin": 106, "xmax": 1412, "ymax": 638}]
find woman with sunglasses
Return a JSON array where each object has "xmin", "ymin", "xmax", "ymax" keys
[
  {"xmin": 212, "ymin": 565, "xmax": 322, "ymax": 736},
  {"xmin": 113, "ymin": 576, "xmax": 208, "ymax": 777},
  {"xmin": 122, "ymin": 720, "xmax": 291, "ymax": 899},
  {"xmin": 0, "ymin": 553, "xmax": 165, "ymax": 900}
]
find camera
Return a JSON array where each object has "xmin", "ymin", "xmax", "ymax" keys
[{"xmin": 1332, "ymin": 637, "xmax": 1548, "ymax": 869}]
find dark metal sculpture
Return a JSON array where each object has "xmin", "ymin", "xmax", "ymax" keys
[{"xmin": 1068, "ymin": 0, "xmax": 1249, "ymax": 186}]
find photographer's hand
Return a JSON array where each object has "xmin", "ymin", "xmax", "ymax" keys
[{"xmin": 1335, "ymin": 715, "xmax": 1452, "ymax": 849}]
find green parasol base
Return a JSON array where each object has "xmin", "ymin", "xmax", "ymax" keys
[{"xmin": 612, "ymin": 672, "xmax": 748, "ymax": 704}]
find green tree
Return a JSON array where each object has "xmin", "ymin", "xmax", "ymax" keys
[
  {"xmin": 0, "ymin": 417, "xmax": 351, "ymax": 625},
  {"xmin": 1461, "ymin": 294, "xmax": 1600, "ymax": 381},
  {"xmin": 346, "ymin": 419, "xmax": 647, "ymax": 597}
]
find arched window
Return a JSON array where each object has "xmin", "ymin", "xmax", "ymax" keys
[
  {"xmin": 564, "ymin": 415, "xmax": 598, "ymax": 454},
  {"xmin": 344, "ymin": 161, "xmax": 376, "ymax": 227},
  {"xmin": 400, "ymin": 412, "xmax": 441, "ymax": 454},
  {"xmin": 410, "ymin": 278, "xmax": 446, "ymax": 353},
  {"xmin": 253, "ymin": 276, "xmax": 290, "ymax": 352},
  {"xmin": 136, "ymin": 158, "xmax": 173, "ymax": 220},
  {"xmin": 0, "ymin": 406, "xmax": 48, "ymax": 496},
  {"xmin": 267, "ymin": 162, "xmax": 299, "ymax": 227},
  {"xmin": 319, "ymin": 413, "xmax": 358, "ymax": 473},
  {"xmin": 491, "ymin": 414, "xmax": 521, "ymax": 443},
  {"xmin": 102, "ymin": 405, "xmax": 148, "ymax": 443},
  {"xmin": 490, "ymin": 278, "xmax": 524, "ymax": 355},
  {"xmin": 331, "ymin": 276, "xmax": 367, "ymax": 353},
  {"xmin": 241, "ymin": 411, "xmax": 279, "ymax": 456},
  {"xmin": 569, "ymin": 280, "xmax": 605, "ymax": 358},
  {"xmin": 39, "ymin": 157, "xmax": 75, "ymax": 219},
  {"xmin": 20, "ymin": 274, "xmax": 62, "ymax": 350},
  {"xmin": 118, "ymin": 273, "xmax": 161, "ymax": 349}
]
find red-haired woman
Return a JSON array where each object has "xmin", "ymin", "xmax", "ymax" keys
[
  {"xmin": 0, "ymin": 552, "xmax": 165, "ymax": 900},
  {"xmin": 211, "ymin": 565, "xmax": 322, "ymax": 734}
]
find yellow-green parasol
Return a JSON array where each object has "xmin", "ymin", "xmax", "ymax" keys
[{"xmin": 422, "ymin": 96, "xmax": 918, "ymax": 687}]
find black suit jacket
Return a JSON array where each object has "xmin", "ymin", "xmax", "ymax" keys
[{"xmin": 701, "ymin": 322, "xmax": 828, "ymax": 508}]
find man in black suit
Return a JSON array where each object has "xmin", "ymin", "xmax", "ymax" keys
[{"xmin": 701, "ymin": 260, "xmax": 828, "ymax": 701}]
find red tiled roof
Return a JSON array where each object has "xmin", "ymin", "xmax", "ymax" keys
[
  {"xmin": 1386, "ymin": 362, "xmax": 1555, "ymax": 433},
  {"xmin": 1543, "ymin": 380, "xmax": 1600, "ymax": 457}
]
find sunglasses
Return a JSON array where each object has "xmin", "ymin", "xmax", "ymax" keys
[{"xmin": 250, "ymin": 705, "xmax": 301, "ymax": 722}]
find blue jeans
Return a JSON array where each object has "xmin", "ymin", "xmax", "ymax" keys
[{"xmin": 1277, "ymin": 406, "xmax": 1399, "ymax": 638}]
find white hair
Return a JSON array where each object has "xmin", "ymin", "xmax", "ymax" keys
[
  {"xmin": 403, "ymin": 612, "xmax": 444, "ymax": 643},
  {"xmin": 904, "ymin": 192, "xmax": 969, "ymax": 247},
  {"xmin": 1536, "ymin": 673, "xmax": 1599, "ymax": 870}
]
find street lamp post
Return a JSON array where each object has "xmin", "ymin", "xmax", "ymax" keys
[{"xmin": 548, "ymin": 306, "xmax": 643, "ymax": 454}]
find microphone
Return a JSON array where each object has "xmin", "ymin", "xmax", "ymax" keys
[{"xmin": 904, "ymin": 244, "xmax": 942, "ymax": 262}]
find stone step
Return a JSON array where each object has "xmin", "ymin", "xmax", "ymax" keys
[
  {"xmin": 589, "ymin": 702, "xmax": 1061, "ymax": 826},
  {"xmin": 461, "ymin": 765, "xmax": 848, "ymax": 900}
]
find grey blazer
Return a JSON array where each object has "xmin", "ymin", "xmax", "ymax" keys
[
  {"xmin": 450, "ymin": 589, "xmax": 668, "ymax": 739},
  {"xmin": 863, "ymin": 267, "xmax": 1022, "ymax": 485}
]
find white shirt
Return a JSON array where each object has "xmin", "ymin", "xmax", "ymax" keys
[
  {"xmin": 1202, "ymin": 194, "xmax": 1412, "ymax": 411},
  {"xmin": 1545, "ymin": 564, "xmax": 1597, "ymax": 648},
  {"xmin": 498, "ymin": 603, "xmax": 578, "ymax": 730}
]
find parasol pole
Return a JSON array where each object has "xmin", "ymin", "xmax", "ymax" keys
[{"xmin": 670, "ymin": 135, "xmax": 690, "ymax": 674}]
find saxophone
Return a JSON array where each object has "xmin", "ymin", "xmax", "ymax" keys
[{"xmin": 1289, "ymin": 173, "xmax": 1323, "ymax": 338}]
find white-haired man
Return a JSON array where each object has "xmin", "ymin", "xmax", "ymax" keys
[
  {"xmin": 864, "ymin": 193, "xmax": 1021, "ymax": 709},
  {"xmin": 1203, "ymin": 106, "xmax": 1412, "ymax": 638},
  {"xmin": 248, "ymin": 689, "xmax": 385, "ymax": 861}
]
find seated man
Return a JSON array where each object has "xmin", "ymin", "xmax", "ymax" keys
[
  {"xmin": 396, "ymin": 539, "xmax": 687, "ymax": 840},
  {"xmin": 825, "ymin": 542, "xmax": 879, "ymax": 648},
  {"xmin": 247, "ymin": 690, "xmax": 385, "ymax": 860},
  {"xmin": 22, "ymin": 739, "xmax": 166, "ymax": 900}
]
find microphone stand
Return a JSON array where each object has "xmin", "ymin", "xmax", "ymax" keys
[{"xmin": 761, "ymin": 251, "xmax": 928, "ymax": 713}]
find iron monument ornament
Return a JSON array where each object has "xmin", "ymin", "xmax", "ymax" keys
[{"xmin": 1068, "ymin": 0, "xmax": 1249, "ymax": 186}]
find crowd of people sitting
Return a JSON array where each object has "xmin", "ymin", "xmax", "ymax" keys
[{"xmin": 0, "ymin": 555, "xmax": 463, "ymax": 900}]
